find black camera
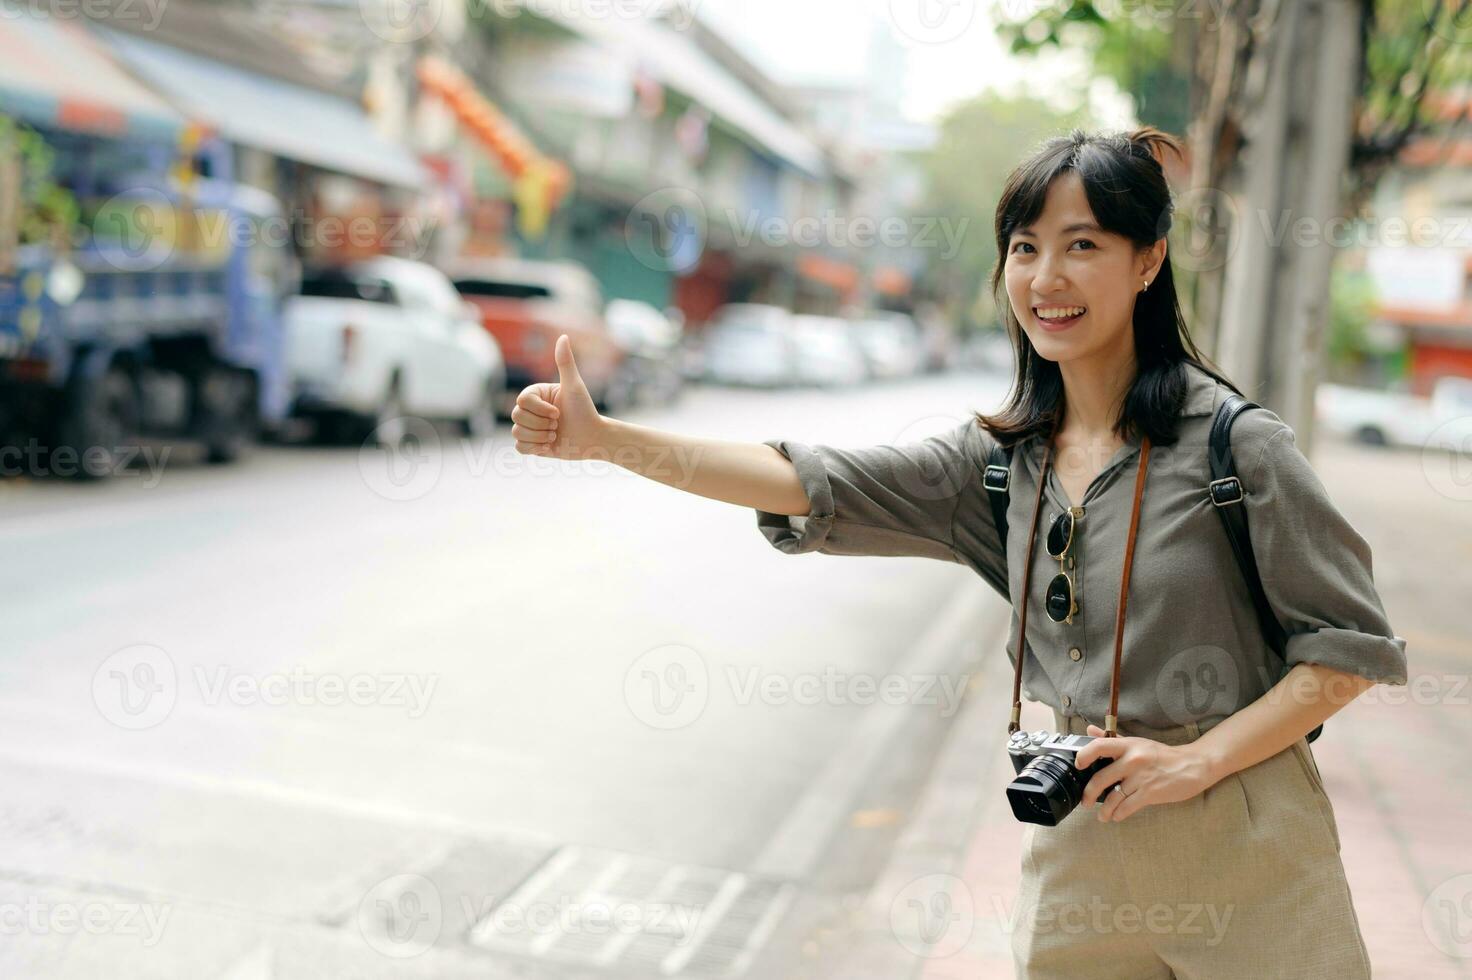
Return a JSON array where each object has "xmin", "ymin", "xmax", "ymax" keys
[{"xmin": 1006, "ymin": 729, "xmax": 1117, "ymax": 826}]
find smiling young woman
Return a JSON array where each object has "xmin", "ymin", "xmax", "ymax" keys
[
  {"xmin": 509, "ymin": 126, "xmax": 1407, "ymax": 980},
  {"xmin": 970, "ymin": 127, "xmax": 1402, "ymax": 980}
]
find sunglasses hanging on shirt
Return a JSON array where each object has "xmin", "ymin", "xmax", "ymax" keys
[
  {"xmin": 1007, "ymin": 417, "xmax": 1154, "ymax": 739},
  {"xmin": 1045, "ymin": 508, "xmax": 1081, "ymax": 624}
]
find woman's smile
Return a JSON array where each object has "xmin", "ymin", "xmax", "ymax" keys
[{"xmin": 1034, "ymin": 305, "xmax": 1087, "ymax": 331}]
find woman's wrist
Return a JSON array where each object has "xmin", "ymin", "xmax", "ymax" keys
[
  {"xmin": 1181, "ymin": 737, "xmax": 1228, "ymax": 789},
  {"xmin": 588, "ymin": 415, "xmax": 620, "ymax": 458}
]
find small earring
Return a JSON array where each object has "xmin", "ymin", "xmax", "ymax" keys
[{"xmin": 1141, "ymin": 279, "xmax": 1149, "ymax": 292}]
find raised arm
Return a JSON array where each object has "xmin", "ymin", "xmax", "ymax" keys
[
  {"xmin": 510, "ymin": 335, "xmax": 809, "ymax": 515},
  {"xmin": 512, "ymin": 335, "xmax": 1008, "ymax": 597}
]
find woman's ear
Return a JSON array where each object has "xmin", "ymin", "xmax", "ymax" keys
[{"xmin": 1139, "ymin": 238, "xmax": 1167, "ymax": 285}]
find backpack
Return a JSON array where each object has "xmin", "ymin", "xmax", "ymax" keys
[{"xmin": 979, "ymin": 393, "xmax": 1323, "ymax": 743}]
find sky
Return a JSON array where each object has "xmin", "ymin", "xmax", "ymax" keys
[{"xmin": 695, "ymin": 0, "xmax": 1136, "ymax": 126}]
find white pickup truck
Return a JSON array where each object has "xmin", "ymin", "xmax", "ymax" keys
[
  {"xmin": 1315, "ymin": 375, "xmax": 1472, "ymax": 450},
  {"xmin": 284, "ymin": 256, "xmax": 505, "ymax": 445}
]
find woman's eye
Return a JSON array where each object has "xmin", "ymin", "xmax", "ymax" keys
[{"xmin": 1010, "ymin": 240, "xmax": 1094, "ymax": 254}]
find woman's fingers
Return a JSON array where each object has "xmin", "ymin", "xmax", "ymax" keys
[
  {"xmin": 512, "ymin": 422, "xmax": 557, "ymax": 444},
  {"xmin": 516, "ymin": 384, "xmax": 561, "ymax": 419},
  {"xmin": 511, "ymin": 387, "xmax": 561, "ymax": 450},
  {"xmin": 1081, "ymin": 758, "xmax": 1131, "ymax": 808},
  {"xmin": 511, "ymin": 404, "xmax": 557, "ymax": 431},
  {"xmin": 1095, "ymin": 780, "xmax": 1131, "ymax": 821}
]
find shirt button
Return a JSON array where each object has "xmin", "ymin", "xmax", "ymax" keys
[
  {"xmin": 1068, "ymin": 647, "xmax": 1082, "ymax": 662},
  {"xmin": 1062, "ymin": 694, "xmax": 1072, "ymax": 708}
]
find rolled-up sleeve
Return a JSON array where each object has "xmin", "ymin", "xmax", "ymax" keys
[
  {"xmin": 1243, "ymin": 422, "xmax": 1408, "ymax": 685},
  {"xmin": 755, "ymin": 417, "xmax": 1002, "ymax": 579}
]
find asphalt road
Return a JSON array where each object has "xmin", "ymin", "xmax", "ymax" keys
[{"xmin": 0, "ymin": 368, "xmax": 1014, "ymax": 979}]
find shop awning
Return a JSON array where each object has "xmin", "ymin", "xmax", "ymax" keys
[
  {"xmin": 0, "ymin": 16, "xmax": 183, "ymax": 140},
  {"xmin": 96, "ymin": 28, "xmax": 425, "ymax": 190}
]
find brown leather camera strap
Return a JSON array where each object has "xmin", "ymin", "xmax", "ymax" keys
[{"xmin": 1008, "ymin": 423, "xmax": 1153, "ymax": 739}]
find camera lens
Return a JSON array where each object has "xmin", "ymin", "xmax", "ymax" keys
[{"xmin": 1007, "ymin": 751, "xmax": 1091, "ymax": 826}]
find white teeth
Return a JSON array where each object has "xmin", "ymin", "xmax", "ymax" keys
[{"xmin": 1036, "ymin": 306, "xmax": 1085, "ymax": 320}]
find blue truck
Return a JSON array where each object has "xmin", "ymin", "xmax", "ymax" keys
[{"xmin": 0, "ymin": 177, "xmax": 295, "ymax": 478}]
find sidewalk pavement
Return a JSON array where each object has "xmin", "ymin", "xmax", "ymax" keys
[{"xmin": 818, "ymin": 435, "xmax": 1472, "ymax": 980}]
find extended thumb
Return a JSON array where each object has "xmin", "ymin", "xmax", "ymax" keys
[{"xmin": 555, "ymin": 334, "xmax": 585, "ymax": 390}]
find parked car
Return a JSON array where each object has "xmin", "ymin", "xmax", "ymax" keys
[
  {"xmin": 447, "ymin": 258, "xmax": 631, "ymax": 415},
  {"xmin": 789, "ymin": 314, "xmax": 868, "ymax": 388},
  {"xmin": 605, "ymin": 298, "xmax": 684, "ymax": 406},
  {"xmin": 699, "ymin": 304, "xmax": 797, "ymax": 388},
  {"xmin": 850, "ymin": 312, "xmax": 924, "ymax": 380},
  {"xmin": 1315, "ymin": 375, "xmax": 1472, "ymax": 450},
  {"xmin": 284, "ymin": 257, "xmax": 505, "ymax": 445}
]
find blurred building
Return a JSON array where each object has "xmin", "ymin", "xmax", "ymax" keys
[
  {"xmin": 782, "ymin": 13, "xmax": 939, "ymax": 319},
  {"xmin": 4, "ymin": 0, "xmax": 946, "ymax": 330},
  {"xmin": 1361, "ymin": 88, "xmax": 1472, "ymax": 391},
  {"xmin": 0, "ymin": 0, "xmax": 430, "ymax": 265}
]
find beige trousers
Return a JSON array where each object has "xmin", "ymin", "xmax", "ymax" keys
[{"xmin": 1010, "ymin": 709, "xmax": 1372, "ymax": 979}]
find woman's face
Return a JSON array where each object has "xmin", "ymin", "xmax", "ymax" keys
[{"xmin": 1003, "ymin": 171, "xmax": 1164, "ymax": 367}]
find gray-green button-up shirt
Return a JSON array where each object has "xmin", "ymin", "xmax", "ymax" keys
[{"xmin": 756, "ymin": 362, "xmax": 1409, "ymax": 729}]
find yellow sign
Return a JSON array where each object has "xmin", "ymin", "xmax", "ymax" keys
[{"xmin": 513, "ymin": 161, "xmax": 553, "ymax": 240}]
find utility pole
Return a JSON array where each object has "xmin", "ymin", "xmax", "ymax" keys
[{"xmin": 1213, "ymin": 0, "xmax": 1365, "ymax": 455}]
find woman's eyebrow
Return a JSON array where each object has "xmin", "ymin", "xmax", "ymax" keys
[{"xmin": 1013, "ymin": 222, "xmax": 1104, "ymax": 237}]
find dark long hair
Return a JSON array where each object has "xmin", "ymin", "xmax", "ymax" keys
[{"xmin": 976, "ymin": 126, "xmax": 1241, "ymax": 450}]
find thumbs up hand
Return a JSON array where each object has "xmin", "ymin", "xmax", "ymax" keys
[{"xmin": 511, "ymin": 334, "xmax": 605, "ymax": 460}]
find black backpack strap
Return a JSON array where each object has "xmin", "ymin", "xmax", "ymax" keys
[
  {"xmin": 982, "ymin": 441, "xmax": 1012, "ymax": 556},
  {"xmin": 1209, "ymin": 394, "xmax": 1322, "ymax": 743}
]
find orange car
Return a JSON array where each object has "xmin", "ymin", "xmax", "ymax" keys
[{"xmin": 446, "ymin": 259, "xmax": 632, "ymax": 416}]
